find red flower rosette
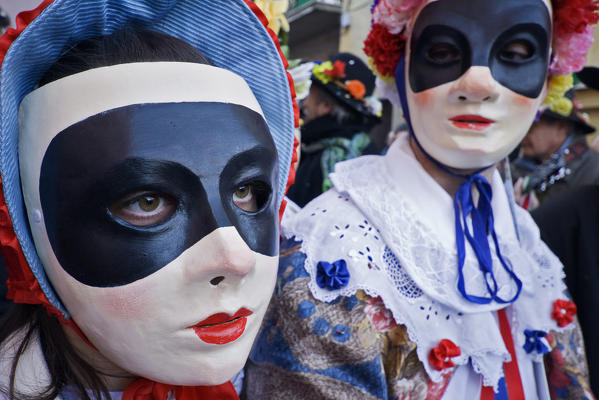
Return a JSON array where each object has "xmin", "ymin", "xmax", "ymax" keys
[
  {"xmin": 429, "ymin": 339, "xmax": 461, "ymax": 371},
  {"xmin": 551, "ymin": 299, "xmax": 577, "ymax": 327},
  {"xmin": 363, "ymin": 23, "xmax": 406, "ymax": 78}
]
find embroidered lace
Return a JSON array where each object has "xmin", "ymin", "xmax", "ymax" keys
[{"xmin": 282, "ymin": 135, "xmax": 570, "ymax": 388}]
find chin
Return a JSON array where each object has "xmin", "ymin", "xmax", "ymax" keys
[
  {"xmin": 139, "ymin": 357, "xmax": 246, "ymax": 386},
  {"xmin": 435, "ymin": 147, "xmax": 503, "ymax": 170}
]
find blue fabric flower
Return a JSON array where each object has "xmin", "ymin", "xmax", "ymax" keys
[
  {"xmin": 316, "ymin": 259, "xmax": 350, "ymax": 290},
  {"xmin": 523, "ymin": 329, "xmax": 550, "ymax": 354}
]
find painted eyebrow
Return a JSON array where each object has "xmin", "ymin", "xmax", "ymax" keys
[
  {"xmin": 222, "ymin": 146, "xmax": 277, "ymax": 177},
  {"xmin": 99, "ymin": 158, "xmax": 200, "ymax": 202},
  {"xmin": 219, "ymin": 145, "xmax": 278, "ymax": 203}
]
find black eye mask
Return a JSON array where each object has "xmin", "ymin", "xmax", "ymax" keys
[
  {"xmin": 39, "ymin": 102, "xmax": 279, "ymax": 287},
  {"xmin": 409, "ymin": 0, "xmax": 551, "ymax": 98}
]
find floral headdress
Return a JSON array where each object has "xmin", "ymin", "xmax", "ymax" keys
[
  {"xmin": 313, "ymin": 60, "xmax": 368, "ymax": 101},
  {"xmin": 364, "ymin": 0, "xmax": 599, "ymax": 106},
  {"xmin": 311, "ymin": 55, "xmax": 383, "ymax": 118}
]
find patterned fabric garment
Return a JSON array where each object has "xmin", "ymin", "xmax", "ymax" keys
[
  {"xmin": 245, "ymin": 240, "xmax": 593, "ymax": 400},
  {"xmin": 245, "ymin": 138, "xmax": 594, "ymax": 400}
]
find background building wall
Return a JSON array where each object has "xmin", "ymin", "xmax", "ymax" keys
[{"xmin": 0, "ymin": 0, "xmax": 40, "ymax": 27}]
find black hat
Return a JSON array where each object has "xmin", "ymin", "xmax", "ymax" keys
[
  {"xmin": 541, "ymin": 90, "xmax": 595, "ymax": 135},
  {"xmin": 577, "ymin": 66, "xmax": 599, "ymax": 91},
  {"xmin": 310, "ymin": 52, "xmax": 379, "ymax": 118}
]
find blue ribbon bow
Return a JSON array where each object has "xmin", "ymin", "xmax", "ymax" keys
[
  {"xmin": 523, "ymin": 329, "xmax": 550, "ymax": 354},
  {"xmin": 316, "ymin": 260, "xmax": 350, "ymax": 291},
  {"xmin": 454, "ymin": 175, "xmax": 522, "ymax": 304},
  {"xmin": 394, "ymin": 56, "xmax": 522, "ymax": 305}
]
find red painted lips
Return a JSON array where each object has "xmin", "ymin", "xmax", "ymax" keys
[
  {"xmin": 188, "ymin": 308, "xmax": 253, "ymax": 345},
  {"xmin": 449, "ymin": 115, "xmax": 495, "ymax": 131}
]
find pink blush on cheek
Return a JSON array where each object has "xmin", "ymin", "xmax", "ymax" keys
[
  {"xmin": 413, "ymin": 90, "xmax": 434, "ymax": 107},
  {"xmin": 511, "ymin": 93, "xmax": 536, "ymax": 108},
  {"xmin": 92, "ymin": 280, "xmax": 157, "ymax": 320}
]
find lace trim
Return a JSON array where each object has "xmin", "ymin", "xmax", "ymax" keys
[{"xmin": 283, "ymin": 150, "xmax": 570, "ymax": 388}]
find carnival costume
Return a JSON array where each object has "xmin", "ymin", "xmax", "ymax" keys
[
  {"xmin": 513, "ymin": 89, "xmax": 599, "ymax": 207},
  {"xmin": 287, "ymin": 53, "xmax": 381, "ymax": 207},
  {"xmin": 0, "ymin": 1, "xmax": 297, "ymax": 399},
  {"xmin": 246, "ymin": 0, "xmax": 597, "ymax": 399}
]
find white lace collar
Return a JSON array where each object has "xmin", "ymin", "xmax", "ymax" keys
[
  {"xmin": 337, "ymin": 135, "xmax": 525, "ymax": 313},
  {"xmin": 283, "ymin": 135, "xmax": 569, "ymax": 388}
]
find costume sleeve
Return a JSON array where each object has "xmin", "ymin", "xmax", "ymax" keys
[
  {"xmin": 545, "ymin": 319, "xmax": 595, "ymax": 400},
  {"xmin": 244, "ymin": 239, "xmax": 389, "ymax": 400},
  {"xmin": 364, "ymin": 295, "xmax": 453, "ymax": 400}
]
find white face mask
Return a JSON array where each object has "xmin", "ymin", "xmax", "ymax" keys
[
  {"xmin": 405, "ymin": 0, "xmax": 552, "ymax": 170},
  {"xmin": 405, "ymin": 66, "xmax": 548, "ymax": 169},
  {"xmin": 49, "ymin": 227, "xmax": 277, "ymax": 385},
  {"xmin": 18, "ymin": 63, "xmax": 279, "ymax": 385}
]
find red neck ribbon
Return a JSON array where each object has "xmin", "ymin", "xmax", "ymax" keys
[
  {"xmin": 122, "ymin": 378, "xmax": 239, "ymax": 400},
  {"xmin": 480, "ymin": 308, "xmax": 525, "ymax": 400}
]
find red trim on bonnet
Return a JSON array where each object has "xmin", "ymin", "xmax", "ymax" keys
[
  {"xmin": 243, "ymin": 0, "xmax": 300, "ymax": 221},
  {"xmin": 0, "ymin": 0, "xmax": 82, "ymax": 329}
]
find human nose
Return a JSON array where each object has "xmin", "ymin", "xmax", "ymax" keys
[
  {"xmin": 184, "ymin": 227, "xmax": 256, "ymax": 285},
  {"xmin": 449, "ymin": 66, "xmax": 500, "ymax": 103}
]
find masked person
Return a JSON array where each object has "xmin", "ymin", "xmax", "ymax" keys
[
  {"xmin": 246, "ymin": 0, "xmax": 597, "ymax": 399},
  {"xmin": 530, "ymin": 66, "xmax": 599, "ymax": 396},
  {"xmin": 286, "ymin": 53, "xmax": 381, "ymax": 208},
  {"xmin": 0, "ymin": 1, "xmax": 297, "ymax": 399},
  {"xmin": 512, "ymin": 90, "xmax": 599, "ymax": 210}
]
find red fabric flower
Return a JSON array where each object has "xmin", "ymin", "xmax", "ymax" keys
[
  {"xmin": 551, "ymin": 299, "xmax": 577, "ymax": 327},
  {"xmin": 363, "ymin": 23, "xmax": 406, "ymax": 78},
  {"xmin": 429, "ymin": 339, "xmax": 461, "ymax": 371},
  {"xmin": 554, "ymin": 0, "xmax": 599, "ymax": 36},
  {"xmin": 325, "ymin": 60, "xmax": 346, "ymax": 79}
]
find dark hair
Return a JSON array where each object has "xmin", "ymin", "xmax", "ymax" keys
[
  {"xmin": 1, "ymin": 28, "xmax": 212, "ymax": 400},
  {"xmin": 39, "ymin": 28, "xmax": 211, "ymax": 86},
  {"xmin": 0, "ymin": 304, "xmax": 112, "ymax": 400}
]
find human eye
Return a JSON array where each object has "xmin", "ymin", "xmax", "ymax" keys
[
  {"xmin": 109, "ymin": 191, "xmax": 177, "ymax": 227},
  {"xmin": 232, "ymin": 181, "xmax": 271, "ymax": 213},
  {"xmin": 499, "ymin": 39, "xmax": 534, "ymax": 62},
  {"xmin": 426, "ymin": 42, "xmax": 461, "ymax": 64}
]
